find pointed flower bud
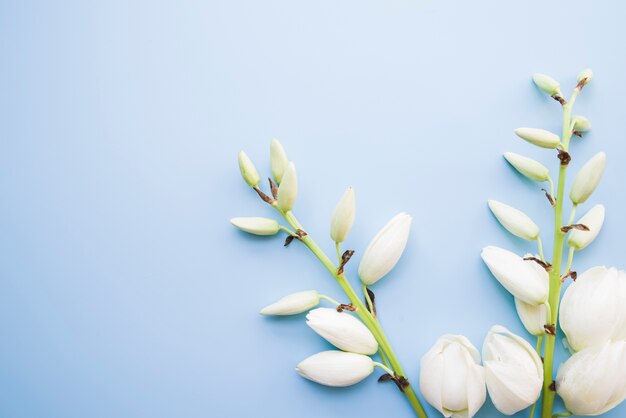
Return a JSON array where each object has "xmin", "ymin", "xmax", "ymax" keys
[
  {"xmin": 358, "ymin": 213, "xmax": 412, "ymax": 285},
  {"xmin": 306, "ymin": 308, "xmax": 378, "ymax": 355},
  {"xmin": 296, "ymin": 350, "xmax": 374, "ymax": 387},
  {"xmin": 577, "ymin": 68, "xmax": 593, "ymax": 87},
  {"xmin": 514, "ymin": 128, "xmax": 561, "ymax": 149},
  {"xmin": 503, "ymin": 152, "xmax": 550, "ymax": 182},
  {"xmin": 488, "ymin": 200, "xmax": 540, "ymax": 241},
  {"xmin": 572, "ymin": 115, "xmax": 591, "ymax": 132},
  {"xmin": 260, "ymin": 290, "xmax": 320, "ymax": 315},
  {"xmin": 570, "ymin": 152, "xmax": 606, "ymax": 204},
  {"xmin": 481, "ymin": 246, "xmax": 548, "ymax": 305},
  {"xmin": 560, "ymin": 267, "xmax": 626, "ymax": 352},
  {"xmin": 482, "ymin": 325, "xmax": 543, "ymax": 415},
  {"xmin": 270, "ymin": 138, "xmax": 288, "ymax": 184},
  {"xmin": 420, "ymin": 335, "xmax": 486, "ymax": 418},
  {"xmin": 568, "ymin": 204, "xmax": 605, "ymax": 251},
  {"xmin": 330, "ymin": 187, "xmax": 356, "ymax": 243},
  {"xmin": 230, "ymin": 217, "xmax": 280, "ymax": 235},
  {"xmin": 238, "ymin": 150, "xmax": 260, "ymax": 187},
  {"xmin": 532, "ymin": 73, "xmax": 562, "ymax": 96},
  {"xmin": 277, "ymin": 162, "xmax": 298, "ymax": 212},
  {"xmin": 514, "ymin": 255, "xmax": 549, "ymax": 336},
  {"xmin": 557, "ymin": 340, "xmax": 626, "ymax": 416}
]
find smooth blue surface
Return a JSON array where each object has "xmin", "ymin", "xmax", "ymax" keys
[{"xmin": 1, "ymin": 1, "xmax": 625, "ymax": 417}]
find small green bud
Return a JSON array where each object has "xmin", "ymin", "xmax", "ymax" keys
[
  {"xmin": 230, "ymin": 217, "xmax": 280, "ymax": 235},
  {"xmin": 568, "ymin": 204, "xmax": 605, "ymax": 251},
  {"xmin": 514, "ymin": 128, "xmax": 561, "ymax": 149},
  {"xmin": 570, "ymin": 152, "xmax": 606, "ymax": 204},
  {"xmin": 533, "ymin": 73, "xmax": 562, "ymax": 97},
  {"xmin": 238, "ymin": 150, "xmax": 260, "ymax": 187},
  {"xmin": 577, "ymin": 68, "xmax": 593, "ymax": 87},
  {"xmin": 270, "ymin": 138, "xmax": 288, "ymax": 184},
  {"xmin": 572, "ymin": 116, "xmax": 591, "ymax": 132},
  {"xmin": 277, "ymin": 162, "xmax": 298, "ymax": 212},
  {"xmin": 488, "ymin": 200, "xmax": 540, "ymax": 241},
  {"xmin": 503, "ymin": 152, "xmax": 550, "ymax": 182}
]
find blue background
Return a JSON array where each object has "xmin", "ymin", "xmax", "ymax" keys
[{"xmin": 1, "ymin": 1, "xmax": 624, "ymax": 417}]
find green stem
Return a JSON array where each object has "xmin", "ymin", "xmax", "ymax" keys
[
  {"xmin": 335, "ymin": 241, "xmax": 342, "ymax": 264},
  {"xmin": 363, "ymin": 282, "xmax": 375, "ymax": 316},
  {"xmin": 319, "ymin": 294, "xmax": 341, "ymax": 306},
  {"xmin": 537, "ymin": 237, "xmax": 545, "ymax": 261},
  {"xmin": 279, "ymin": 209, "xmax": 428, "ymax": 418},
  {"xmin": 540, "ymin": 87, "xmax": 580, "ymax": 418},
  {"xmin": 373, "ymin": 361, "xmax": 395, "ymax": 376}
]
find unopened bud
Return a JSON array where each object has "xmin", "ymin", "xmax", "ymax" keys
[
  {"xmin": 568, "ymin": 204, "xmax": 605, "ymax": 251},
  {"xmin": 533, "ymin": 73, "xmax": 562, "ymax": 97},
  {"xmin": 238, "ymin": 150, "xmax": 260, "ymax": 187},
  {"xmin": 277, "ymin": 162, "xmax": 298, "ymax": 212},
  {"xmin": 503, "ymin": 152, "xmax": 550, "ymax": 182},
  {"xmin": 230, "ymin": 217, "xmax": 280, "ymax": 235},
  {"xmin": 488, "ymin": 200, "xmax": 540, "ymax": 241},
  {"xmin": 514, "ymin": 128, "xmax": 561, "ymax": 149},
  {"xmin": 330, "ymin": 187, "xmax": 356, "ymax": 243},
  {"xmin": 570, "ymin": 152, "xmax": 606, "ymax": 204},
  {"xmin": 577, "ymin": 68, "xmax": 593, "ymax": 87},
  {"xmin": 260, "ymin": 290, "xmax": 320, "ymax": 315},
  {"xmin": 572, "ymin": 115, "xmax": 591, "ymax": 132},
  {"xmin": 270, "ymin": 138, "xmax": 289, "ymax": 184}
]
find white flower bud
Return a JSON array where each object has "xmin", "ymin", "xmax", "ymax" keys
[
  {"xmin": 503, "ymin": 152, "xmax": 550, "ymax": 182},
  {"xmin": 481, "ymin": 246, "xmax": 548, "ymax": 305},
  {"xmin": 488, "ymin": 200, "xmax": 540, "ymax": 241},
  {"xmin": 296, "ymin": 350, "xmax": 374, "ymax": 387},
  {"xmin": 514, "ymin": 255, "xmax": 549, "ymax": 336},
  {"xmin": 560, "ymin": 266, "xmax": 626, "ymax": 352},
  {"xmin": 514, "ymin": 128, "xmax": 561, "ymax": 149},
  {"xmin": 482, "ymin": 325, "xmax": 543, "ymax": 415},
  {"xmin": 270, "ymin": 138, "xmax": 288, "ymax": 184},
  {"xmin": 567, "ymin": 204, "xmax": 605, "ymax": 251},
  {"xmin": 238, "ymin": 150, "xmax": 260, "ymax": 187},
  {"xmin": 260, "ymin": 290, "xmax": 320, "ymax": 315},
  {"xmin": 532, "ymin": 73, "xmax": 562, "ymax": 96},
  {"xmin": 572, "ymin": 115, "xmax": 592, "ymax": 132},
  {"xmin": 557, "ymin": 340, "xmax": 626, "ymax": 416},
  {"xmin": 577, "ymin": 68, "xmax": 593, "ymax": 86},
  {"xmin": 230, "ymin": 217, "xmax": 280, "ymax": 235},
  {"xmin": 570, "ymin": 152, "xmax": 606, "ymax": 204},
  {"xmin": 330, "ymin": 187, "xmax": 356, "ymax": 243},
  {"xmin": 306, "ymin": 308, "xmax": 378, "ymax": 355},
  {"xmin": 277, "ymin": 162, "xmax": 298, "ymax": 212},
  {"xmin": 358, "ymin": 212, "xmax": 412, "ymax": 285},
  {"xmin": 420, "ymin": 335, "xmax": 486, "ymax": 418}
]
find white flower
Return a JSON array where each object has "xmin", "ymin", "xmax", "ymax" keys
[
  {"xmin": 532, "ymin": 73, "xmax": 562, "ymax": 96},
  {"xmin": 277, "ymin": 162, "xmax": 298, "ymax": 212},
  {"xmin": 358, "ymin": 213, "xmax": 412, "ymax": 285},
  {"xmin": 238, "ymin": 150, "xmax": 260, "ymax": 187},
  {"xmin": 557, "ymin": 340, "xmax": 626, "ymax": 416},
  {"xmin": 570, "ymin": 152, "xmax": 606, "ymax": 204},
  {"xmin": 503, "ymin": 152, "xmax": 550, "ymax": 182},
  {"xmin": 482, "ymin": 325, "xmax": 543, "ymax": 415},
  {"xmin": 577, "ymin": 68, "xmax": 593, "ymax": 86},
  {"xmin": 230, "ymin": 217, "xmax": 280, "ymax": 235},
  {"xmin": 488, "ymin": 200, "xmax": 540, "ymax": 241},
  {"xmin": 296, "ymin": 350, "xmax": 374, "ymax": 387},
  {"xmin": 572, "ymin": 115, "xmax": 592, "ymax": 132},
  {"xmin": 420, "ymin": 335, "xmax": 486, "ymax": 418},
  {"xmin": 260, "ymin": 290, "xmax": 320, "ymax": 315},
  {"xmin": 481, "ymin": 246, "xmax": 548, "ymax": 305},
  {"xmin": 514, "ymin": 255, "xmax": 549, "ymax": 336},
  {"xmin": 514, "ymin": 128, "xmax": 561, "ymax": 149},
  {"xmin": 330, "ymin": 187, "xmax": 356, "ymax": 243},
  {"xmin": 306, "ymin": 308, "xmax": 378, "ymax": 355},
  {"xmin": 567, "ymin": 204, "xmax": 605, "ymax": 251},
  {"xmin": 560, "ymin": 266, "xmax": 626, "ymax": 352},
  {"xmin": 270, "ymin": 138, "xmax": 288, "ymax": 184}
]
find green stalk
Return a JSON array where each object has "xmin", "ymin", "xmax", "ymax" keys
[
  {"xmin": 281, "ymin": 210, "xmax": 428, "ymax": 418},
  {"xmin": 540, "ymin": 88, "xmax": 579, "ymax": 418}
]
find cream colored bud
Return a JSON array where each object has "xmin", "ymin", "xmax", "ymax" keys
[
  {"xmin": 238, "ymin": 151, "xmax": 260, "ymax": 187},
  {"xmin": 296, "ymin": 350, "xmax": 374, "ymax": 387},
  {"xmin": 270, "ymin": 138, "xmax": 288, "ymax": 184},
  {"xmin": 572, "ymin": 115, "xmax": 591, "ymax": 132},
  {"xmin": 503, "ymin": 152, "xmax": 550, "ymax": 182},
  {"xmin": 277, "ymin": 162, "xmax": 298, "ymax": 212},
  {"xmin": 488, "ymin": 200, "xmax": 540, "ymax": 241},
  {"xmin": 532, "ymin": 73, "xmax": 562, "ymax": 96},
  {"xmin": 570, "ymin": 152, "xmax": 606, "ymax": 204},
  {"xmin": 330, "ymin": 187, "xmax": 356, "ymax": 243},
  {"xmin": 306, "ymin": 308, "xmax": 378, "ymax": 355},
  {"xmin": 358, "ymin": 213, "xmax": 412, "ymax": 285},
  {"xmin": 568, "ymin": 204, "xmax": 605, "ymax": 251},
  {"xmin": 514, "ymin": 255, "xmax": 549, "ymax": 336},
  {"xmin": 260, "ymin": 290, "xmax": 320, "ymax": 315},
  {"xmin": 514, "ymin": 128, "xmax": 561, "ymax": 149},
  {"xmin": 230, "ymin": 217, "xmax": 280, "ymax": 235},
  {"xmin": 577, "ymin": 68, "xmax": 593, "ymax": 86}
]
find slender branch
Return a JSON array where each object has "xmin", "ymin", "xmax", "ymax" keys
[
  {"xmin": 537, "ymin": 237, "xmax": 545, "ymax": 261},
  {"xmin": 277, "ymin": 209, "xmax": 427, "ymax": 418},
  {"xmin": 319, "ymin": 294, "xmax": 341, "ymax": 306}
]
